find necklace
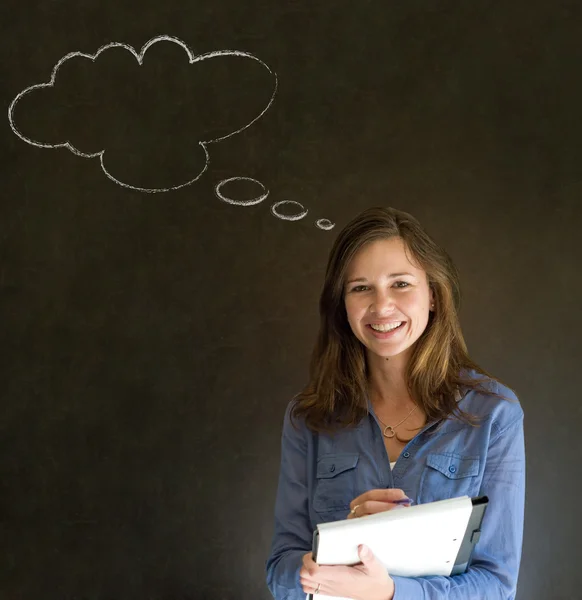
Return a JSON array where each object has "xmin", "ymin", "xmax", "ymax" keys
[{"xmin": 376, "ymin": 405, "xmax": 418, "ymax": 439}]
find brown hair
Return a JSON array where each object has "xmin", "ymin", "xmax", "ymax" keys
[{"xmin": 291, "ymin": 207, "xmax": 514, "ymax": 435}]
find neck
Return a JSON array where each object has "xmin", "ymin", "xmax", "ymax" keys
[{"xmin": 366, "ymin": 351, "xmax": 413, "ymax": 410}]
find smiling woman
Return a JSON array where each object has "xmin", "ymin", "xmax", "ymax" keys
[
  {"xmin": 265, "ymin": 207, "xmax": 526, "ymax": 600},
  {"xmin": 344, "ymin": 237, "xmax": 433, "ymax": 368}
]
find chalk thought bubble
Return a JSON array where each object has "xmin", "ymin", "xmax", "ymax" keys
[
  {"xmin": 214, "ymin": 176, "xmax": 335, "ymax": 230},
  {"xmin": 8, "ymin": 35, "xmax": 278, "ymax": 193},
  {"xmin": 214, "ymin": 177, "xmax": 269, "ymax": 206}
]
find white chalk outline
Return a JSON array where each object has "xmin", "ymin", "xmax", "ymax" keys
[
  {"xmin": 215, "ymin": 177, "xmax": 269, "ymax": 206},
  {"xmin": 315, "ymin": 218, "xmax": 335, "ymax": 230},
  {"xmin": 270, "ymin": 201, "xmax": 308, "ymax": 221},
  {"xmin": 8, "ymin": 35, "xmax": 278, "ymax": 193}
]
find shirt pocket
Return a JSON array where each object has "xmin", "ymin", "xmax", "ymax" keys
[
  {"xmin": 312, "ymin": 453, "xmax": 359, "ymax": 514},
  {"xmin": 418, "ymin": 452, "xmax": 481, "ymax": 504}
]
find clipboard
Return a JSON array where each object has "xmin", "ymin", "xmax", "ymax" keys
[{"xmin": 306, "ymin": 495, "xmax": 488, "ymax": 600}]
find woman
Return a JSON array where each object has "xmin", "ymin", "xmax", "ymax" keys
[{"xmin": 265, "ymin": 207, "xmax": 526, "ymax": 600}]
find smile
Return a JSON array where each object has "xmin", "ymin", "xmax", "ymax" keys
[{"xmin": 369, "ymin": 322, "xmax": 404, "ymax": 332}]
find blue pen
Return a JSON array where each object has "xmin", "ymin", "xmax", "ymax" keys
[{"xmin": 393, "ymin": 497, "xmax": 414, "ymax": 505}]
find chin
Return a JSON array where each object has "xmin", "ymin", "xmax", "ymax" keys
[{"xmin": 366, "ymin": 344, "xmax": 408, "ymax": 360}]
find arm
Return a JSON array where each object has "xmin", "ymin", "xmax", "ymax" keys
[
  {"xmin": 266, "ymin": 402, "xmax": 313, "ymax": 600},
  {"xmin": 392, "ymin": 412, "xmax": 526, "ymax": 600}
]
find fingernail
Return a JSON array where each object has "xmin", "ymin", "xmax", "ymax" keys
[
  {"xmin": 393, "ymin": 497, "xmax": 414, "ymax": 505},
  {"xmin": 359, "ymin": 544, "xmax": 369, "ymax": 556}
]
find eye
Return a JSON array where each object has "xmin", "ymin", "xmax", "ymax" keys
[
  {"xmin": 394, "ymin": 281, "xmax": 410, "ymax": 288},
  {"xmin": 350, "ymin": 285, "xmax": 370, "ymax": 292}
]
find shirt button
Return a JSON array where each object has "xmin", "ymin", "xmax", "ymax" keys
[
  {"xmin": 330, "ymin": 464, "xmax": 336, "ymax": 473},
  {"xmin": 449, "ymin": 465, "xmax": 457, "ymax": 473},
  {"xmin": 403, "ymin": 452, "xmax": 410, "ymax": 458}
]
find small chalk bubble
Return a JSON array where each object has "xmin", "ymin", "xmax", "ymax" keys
[
  {"xmin": 215, "ymin": 177, "xmax": 269, "ymax": 206},
  {"xmin": 270, "ymin": 200, "xmax": 308, "ymax": 221},
  {"xmin": 316, "ymin": 218, "xmax": 335, "ymax": 231}
]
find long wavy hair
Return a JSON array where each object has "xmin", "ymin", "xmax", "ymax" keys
[{"xmin": 291, "ymin": 207, "xmax": 514, "ymax": 435}]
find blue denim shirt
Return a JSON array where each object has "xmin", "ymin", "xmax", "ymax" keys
[{"xmin": 265, "ymin": 375, "xmax": 525, "ymax": 599}]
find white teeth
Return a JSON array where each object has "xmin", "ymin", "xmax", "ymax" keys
[{"xmin": 370, "ymin": 322, "xmax": 403, "ymax": 332}]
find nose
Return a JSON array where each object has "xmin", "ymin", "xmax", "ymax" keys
[{"xmin": 370, "ymin": 291, "xmax": 395, "ymax": 315}]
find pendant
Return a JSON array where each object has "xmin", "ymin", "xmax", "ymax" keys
[{"xmin": 383, "ymin": 425, "xmax": 395, "ymax": 438}]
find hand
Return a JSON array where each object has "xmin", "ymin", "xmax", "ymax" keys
[
  {"xmin": 347, "ymin": 488, "xmax": 412, "ymax": 519},
  {"xmin": 299, "ymin": 545, "xmax": 395, "ymax": 600}
]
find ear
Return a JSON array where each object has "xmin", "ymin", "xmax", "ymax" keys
[{"xmin": 428, "ymin": 285, "xmax": 435, "ymax": 310}]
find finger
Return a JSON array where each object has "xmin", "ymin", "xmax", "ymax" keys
[
  {"xmin": 313, "ymin": 565, "xmax": 352, "ymax": 583},
  {"xmin": 300, "ymin": 567, "xmax": 338, "ymax": 592},
  {"xmin": 301, "ymin": 580, "xmax": 327, "ymax": 596},
  {"xmin": 299, "ymin": 574, "xmax": 319, "ymax": 588},
  {"xmin": 299, "ymin": 576, "xmax": 315, "ymax": 590},
  {"xmin": 353, "ymin": 499, "xmax": 413, "ymax": 517},
  {"xmin": 301, "ymin": 553, "xmax": 319, "ymax": 577},
  {"xmin": 349, "ymin": 488, "xmax": 410, "ymax": 509},
  {"xmin": 299, "ymin": 561, "xmax": 321, "ymax": 585},
  {"xmin": 358, "ymin": 544, "xmax": 379, "ymax": 568},
  {"xmin": 349, "ymin": 488, "xmax": 409, "ymax": 507}
]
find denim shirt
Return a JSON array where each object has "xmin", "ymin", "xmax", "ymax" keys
[{"xmin": 265, "ymin": 375, "xmax": 526, "ymax": 600}]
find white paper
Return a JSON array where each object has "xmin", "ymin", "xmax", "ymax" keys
[{"xmin": 308, "ymin": 496, "xmax": 473, "ymax": 600}]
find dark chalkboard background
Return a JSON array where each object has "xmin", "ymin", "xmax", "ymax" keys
[{"xmin": 2, "ymin": 2, "xmax": 581, "ymax": 599}]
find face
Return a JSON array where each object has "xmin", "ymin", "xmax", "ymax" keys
[{"xmin": 343, "ymin": 237, "xmax": 434, "ymax": 364}]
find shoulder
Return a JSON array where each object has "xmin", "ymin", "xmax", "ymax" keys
[
  {"xmin": 281, "ymin": 398, "xmax": 309, "ymax": 441},
  {"xmin": 460, "ymin": 369, "xmax": 524, "ymax": 434},
  {"xmin": 282, "ymin": 399, "xmax": 296, "ymax": 428}
]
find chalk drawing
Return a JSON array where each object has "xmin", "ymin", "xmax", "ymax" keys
[
  {"xmin": 8, "ymin": 35, "xmax": 278, "ymax": 193},
  {"xmin": 270, "ymin": 201, "xmax": 308, "ymax": 221},
  {"xmin": 214, "ymin": 180, "xmax": 334, "ymax": 230},
  {"xmin": 316, "ymin": 218, "xmax": 335, "ymax": 230},
  {"xmin": 215, "ymin": 177, "xmax": 269, "ymax": 206}
]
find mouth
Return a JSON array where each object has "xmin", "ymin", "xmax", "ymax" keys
[
  {"xmin": 366, "ymin": 321, "xmax": 406, "ymax": 338},
  {"xmin": 368, "ymin": 321, "xmax": 405, "ymax": 333}
]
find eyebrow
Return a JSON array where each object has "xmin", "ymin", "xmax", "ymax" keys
[{"xmin": 345, "ymin": 272, "xmax": 415, "ymax": 285}]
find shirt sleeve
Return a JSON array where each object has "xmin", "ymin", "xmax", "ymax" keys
[
  {"xmin": 265, "ymin": 402, "xmax": 313, "ymax": 600},
  {"xmin": 392, "ymin": 410, "xmax": 526, "ymax": 600}
]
